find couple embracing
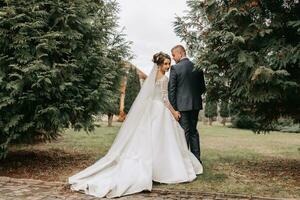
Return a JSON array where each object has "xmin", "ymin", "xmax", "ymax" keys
[{"xmin": 69, "ymin": 45, "xmax": 206, "ymax": 198}]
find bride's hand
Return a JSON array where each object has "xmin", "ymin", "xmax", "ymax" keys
[{"xmin": 173, "ymin": 111, "xmax": 181, "ymax": 121}]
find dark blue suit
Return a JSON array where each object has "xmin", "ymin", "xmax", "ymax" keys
[{"xmin": 168, "ymin": 58, "xmax": 206, "ymax": 162}]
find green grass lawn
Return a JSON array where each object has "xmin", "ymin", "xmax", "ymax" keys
[{"xmin": 1, "ymin": 122, "xmax": 299, "ymax": 198}]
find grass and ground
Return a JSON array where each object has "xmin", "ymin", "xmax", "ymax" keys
[{"xmin": 0, "ymin": 122, "xmax": 299, "ymax": 198}]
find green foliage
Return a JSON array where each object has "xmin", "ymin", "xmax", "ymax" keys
[
  {"xmin": 274, "ymin": 118, "xmax": 300, "ymax": 133},
  {"xmin": 277, "ymin": 124, "xmax": 300, "ymax": 133},
  {"xmin": 220, "ymin": 100, "xmax": 229, "ymax": 118},
  {"xmin": 231, "ymin": 113, "xmax": 257, "ymax": 130},
  {"xmin": 205, "ymin": 101, "xmax": 218, "ymax": 119},
  {"xmin": 124, "ymin": 67, "xmax": 140, "ymax": 114},
  {"xmin": 0, "ymin": 0, "xmax": 131, "ymax": 158},
  {"xmin": 174, "ymin": 0, "xmax": 300, "ymax": 132},
  {"xmin": 105, "ymin": 91, "xmax": 121, "ymax": 115}
]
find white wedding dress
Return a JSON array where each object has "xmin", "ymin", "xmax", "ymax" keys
[{"xmin": 69, "ymin": 65, "xmax": 203, "ymax": 198}]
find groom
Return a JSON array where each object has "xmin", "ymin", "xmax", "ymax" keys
[{"xmin": 168, "ymin": 45, "xmax": 206, "ymax": 164}]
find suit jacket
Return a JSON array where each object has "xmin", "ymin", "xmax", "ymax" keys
[{"xmin": 168, "ymin": 58, "xmax": 206, "ymax": 112}]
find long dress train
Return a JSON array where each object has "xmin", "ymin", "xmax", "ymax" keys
[{"xmin": 68, "ymin": 67, "xmax": 203, "ymax": 198}]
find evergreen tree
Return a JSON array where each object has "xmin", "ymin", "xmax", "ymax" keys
[
  {"xmin": 0, "ymin": 0, "xmax": 131, "ymax": 158},
  {"xmin": 105, "ymin": 75, "xmax": 121, "ymax": 127},
  {"xmin": 205, "ymin": 99, "xmax": 218, "ymax": 125},
  {"xmin": 106, "ymin": 96, "xmax": 120, "ymax": 127},
  {"xmin": 124, "ymin": 68, "xmax": 140, "ymax": 114},
  {"xmin": 174, "ymin": 0, "xmax": 300, "ymax": 132},
  {"xmin": 220, "ymin": 100, "xmax": 230, "ymax": 126},
  {"xmin": 104, "ymin": 30, "xmax": 132, "ymax": 127}
]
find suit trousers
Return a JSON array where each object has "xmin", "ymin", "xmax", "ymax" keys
[{"xmin": 178, "ymin": 110, "xmax": 201, "ymax": 162}]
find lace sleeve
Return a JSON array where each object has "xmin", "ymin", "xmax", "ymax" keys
[{"xmin": 160, "ymin": 77, "xmax": 176, "ymax": 114}]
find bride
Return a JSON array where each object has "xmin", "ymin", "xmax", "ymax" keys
[{"xmin": 69, "ymin": 52, "xmax": 203, "ymax": 198}]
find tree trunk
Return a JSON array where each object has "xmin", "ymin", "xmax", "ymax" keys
[
  {"xmin": 221, "ymin": 117, "xmax": 226, "ymax": 126},
  {"xmin": 209, "ymin": 117, "xmax": 213, "ymax": 126},
  {"xmin": 108, "ymin": 113, "xmax": 113, "ymax": 127}
]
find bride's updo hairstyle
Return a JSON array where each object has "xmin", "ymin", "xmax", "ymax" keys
[{"xmin": 152, "ymin": 52, "xmax": 171, "ymax": 66}]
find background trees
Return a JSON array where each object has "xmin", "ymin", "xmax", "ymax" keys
[
  {"xmin": 0, "ymin": 0, "xmax": 131, "ymax": 158},
  {"xmin": 124, "ymin": 67, "xmax": 141, "ymax": 114},
  {"xmin": 204, "ymin": 100, "xmax": 218, "ymax": 125},
  {"xmin": 174, "ymin": 0, "xmax": 300, "ymax": 132},
  {"xmin": 219, "ymin": 100, "xmax": 230, "ymax": 126}
]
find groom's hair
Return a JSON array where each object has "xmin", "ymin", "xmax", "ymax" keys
[{"xmin": 171, "ymin": 45, "xmax": 186, "ymax": 55}]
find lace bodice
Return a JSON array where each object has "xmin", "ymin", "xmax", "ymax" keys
[{"xmin": 154, "ymin": 76, "xmax": 174, "ymax": 112}]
